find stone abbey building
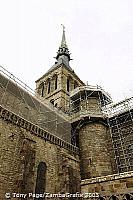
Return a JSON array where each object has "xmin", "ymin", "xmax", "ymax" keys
[{"xmin": 0, "ymin": 27, "xmax": 133, "ymax": 199}]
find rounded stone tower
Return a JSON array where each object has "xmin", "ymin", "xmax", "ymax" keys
[
  {"xmin": 70, "ymin": 86, "xmax": 116, "ymax": 179},
  {"xmin": 79, "ymin": 122, "xmax": 113, "ymax": 179}
]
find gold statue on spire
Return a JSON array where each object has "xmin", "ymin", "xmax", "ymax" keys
[
  {"xmin": 61, "ymin": 24, "xmax": 65, "ymax": 31},
  {"xmin": 60, "ymin": 24, "xmax": 67, "ymax": 48}
]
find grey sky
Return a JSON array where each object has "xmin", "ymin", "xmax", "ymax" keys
[{"xmin": 0, "ymin": 0, "xmax": 133, "ymax": 102}]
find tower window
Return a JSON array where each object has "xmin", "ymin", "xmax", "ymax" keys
[
  {"xmin": 48, "ymin": 79, "xmax": 51, "ymax": 94},
  {"xmin": 38, "ymin": 82, "xmax": 45, "ymax": 97},
  {"xmin": 41, "ymin": 83, "xmax": 44, "ymax": 97},
  {"xmin": 55, "ymin": 75, "xmax": 58, "ymax": 90},
  {"xmin": 67, "ymin": 78, "xmax": 70, "ymax": 92}
]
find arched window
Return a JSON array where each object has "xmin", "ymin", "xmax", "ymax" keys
[
  {"xmin": 55, "ymin": 75, "xmax": 58, "ymax": 90},
  {"xmin": 41, "ymin": 83, "xmax": 44, "ymax": 97},
  {"xmin": 38, "ymin": 82, "xmax": 44, "ymax": 97},
  {"xmin": 67, "ymin": 78, "xmax": 70, "ymax": 92},
  {"xmin": 35, "ymin": 162, "xmax": 47, "ymax": 199},
  {"xmin": 47, "ymin": 79, "xmax": 51, "ymax": 94}
]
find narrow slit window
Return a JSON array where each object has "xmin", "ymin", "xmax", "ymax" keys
[
  {"xmin": 55, "ymin": 75, "xmax": 57, "ymax": 90},
  {"xmin": 48, "ymin": 80, "xmax": 51, "ymax": 94},
  {"xmin": 67, "ymin": 78, "xmax": 70, "ymax": 92},
  {"xmin": 41, "ymin": 83, "xmax": 44, "ymax": 97}
]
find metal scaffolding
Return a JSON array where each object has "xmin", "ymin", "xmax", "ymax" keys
[
  {"xmin": 0, "ymin": 66, "xmax": 71, "ymax": 143},
  {"xmin": 102, "ymin": 97, "xmax": 133, "ymax": 173},
  {"xmin": 69, "ymin": 85, "xmax": 112, "ymax": 121},
  {"xmin": 69, "ymin": 85, "xmax": 133, "ymax": 173},
  {"xmin": 69, "ymin": 85, "xmax": 111, "ymax": 145}
]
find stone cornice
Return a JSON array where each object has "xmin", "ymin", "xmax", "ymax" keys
[{"xmin": 0, "ymin": 105, "xmax": 79, "ymax": 155}]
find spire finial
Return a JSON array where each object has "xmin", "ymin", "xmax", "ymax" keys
[{"xmin": 60, "ymin": 24, "xmax": 67, "ymax": 48}]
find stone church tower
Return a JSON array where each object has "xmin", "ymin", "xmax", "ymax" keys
[
  {"xmin": 35, "ymin": 26, "xmax": 84, "ymax": 112},
  {"xmin": 35, "ymin": 26, "xmax": 116, "ymax": 180}
]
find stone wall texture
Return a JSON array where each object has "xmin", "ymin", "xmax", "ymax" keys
[
  {"xmin": 79, "ymin": 122, "xmax": 116, "ymax": 179},
  {"xmin": 35, "ymin": 64, "xmax": 84, "ymax": 112},
  {"xmin": 0, "ymin": 117, "xmax": 81, "ymax": 200}
]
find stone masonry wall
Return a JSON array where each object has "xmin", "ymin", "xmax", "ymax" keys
[
  {"xmin": 35, "ymin": 65, "xmax": 84, "ymax": 112},
  {"xmin": 0, "ymin": 116, "xmax": 81, "ymax": 200},
  {"xmin": 79, "ymin": 123, "xmax": 116, "ymax": 179}
]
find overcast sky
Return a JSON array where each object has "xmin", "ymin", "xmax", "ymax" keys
[{"xmin": 0, "ymin": 0, "xmax": 133, "ymax": 103}]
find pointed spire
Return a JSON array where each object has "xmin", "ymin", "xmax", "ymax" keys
[
  {"xmin": 56, "ymin": 25, "xmax": 71, "ymax": 66},
  {"xmin": 61, "ymin": 24, "xmax": 67, "ymax": 48}
]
